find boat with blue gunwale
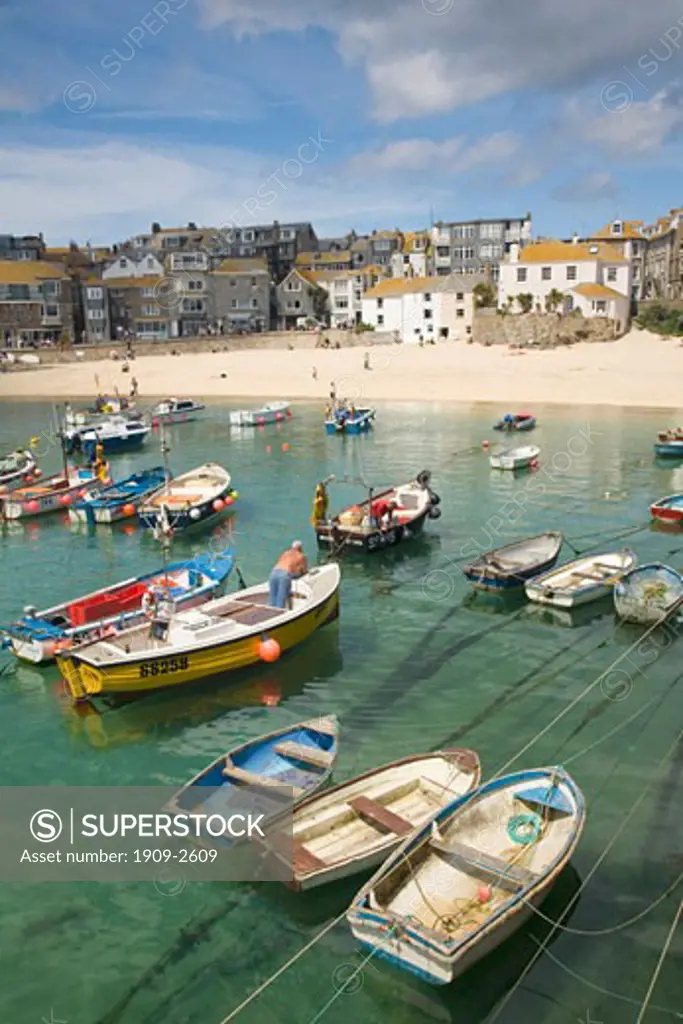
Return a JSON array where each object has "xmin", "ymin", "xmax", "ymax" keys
[
  {"xmin": 651, "ymin": 493, "xmax": 683, "ymax": 524},
  {"xmin": 347, "ymin": 766, "xmax": 585, "ymax": 986},
  {"xmin": 324, "ymin": 406, "xmax": 375, "ymax": 435},
  {"xmin": 463, "ymin": 532, "xmax": 563, "ymax": 592},
  {"xmin": 166, "ymin": 715, "xmax": 340, "ymax": 821},
  {"xmin": 654, "ymin": 439, "xmax": 683, "ymax": 458},
  {"xmin": 138, "ymin": 462, "xmax": 237, "ymax": 535},
  {"xmin": 68, "ymin": 466, "xmax": 167, "ymax": 525},
  {"xmin": 2, "ymin": 550, "xmax": 234, "ymax": 664},
  {"xmin": 614, "ymin": 563, "xmax": 683, "ymax": 625},
  {"xmin": 493, "ymin": 412, "xmax": 536, "ymax": 432}
]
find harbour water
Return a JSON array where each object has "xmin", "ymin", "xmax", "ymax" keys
[{"xmin": 0, "ymin": 399, "xmax": 681, "ymax": 1024}]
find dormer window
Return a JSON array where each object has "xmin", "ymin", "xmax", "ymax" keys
[{"xmin": 612, "ymin": 221, "xmax": 622, "ymax": 235}]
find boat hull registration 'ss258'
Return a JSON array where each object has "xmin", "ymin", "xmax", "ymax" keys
[{"xmin": 57, "ymin": 563, "xmax": 341, "ymax": 699}]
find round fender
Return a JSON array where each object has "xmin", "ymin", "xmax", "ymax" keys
[
  {"xmin": 429, "ymin": 491, "xmax": 441, "ymax": 506},
  {"xmin": 416, "ymin": 469, "xmax": 431, "ymax": 488},
  {"xmin": 428, "ymin": 506, "xmax": 442, "ymax": 519}
]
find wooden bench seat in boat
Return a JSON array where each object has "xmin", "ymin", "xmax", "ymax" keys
[
  {"xmin": 222, "ymin": 760, "xmax": 304, "ymax": 797},
  {"xmin": 292, "ymin": 838, "xmax": 327, "ymax": 873},
  {"xmin": 349, "ymin": 796, "xmax": 414, "ymax": 836},
  {"xmin": 428, "ymin": 835, "xmax": 537, "ymax": 889},
  {"xmin": 150, "ymin": 493, "xmax": 203, "ymax": 506},
  {"xmin": 273, "ymin": 740, "xmax": 334, "ymax": 769}
]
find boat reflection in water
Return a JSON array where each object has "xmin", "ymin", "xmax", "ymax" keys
[
  {"xmin": 520, "ymin": 595, "xmax": 614, "ymax": 629},
  {"xmin": 461, "ymin": 588, "xmax": 528, "ymax": 616},
  {"xmin": 63, "ymin": 621, "xmax": 342, "ymax": 749}
]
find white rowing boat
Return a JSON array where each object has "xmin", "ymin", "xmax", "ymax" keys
[
  {"xmin": 230, "ymin": 402, "xmax": 291, "ymax": 427},
  {"xmin": 525, "ymin": 549, "xmax": 636, "ymax": 608},
  {"xmin": 287, "ymin": 749, "xmax": 481, "ymax": 890},
  {"xmin": 489, "ymin": 445, "xmax": 540, "ymax": 471}
]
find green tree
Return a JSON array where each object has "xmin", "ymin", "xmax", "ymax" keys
[
  {"xmin": 545, "ymin": 288, "xmax": 565, "ymax": 313},
  {"xmin": 473, "ymin": 281, "xmax": 496, "ymax": 308},
  {"xmin": 516, "ymin": 292, "xmax": 534, "ymax": 314}
]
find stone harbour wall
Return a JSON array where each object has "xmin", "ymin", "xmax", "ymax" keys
[{"xmin": 472, "ymin": 311, "xmax": 621, "ymax": 347}]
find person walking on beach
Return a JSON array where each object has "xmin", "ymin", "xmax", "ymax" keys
[
  {"xmin": 312, "ymin": 366, "xmax": 318, "ymax": 381},
  {"xmin": 130, "ymin": 376, "xmax": 139, "ymax": 398},
  {"xmin": 268, "ymin": 541, "xmax": 308, "ymax": 609},
  {"xmin": 364, "ymin": 351, "xmax": 371, "ymax": 370},
  {"xmin": 330, "ymin": 381, "xmax": 337, "ymax": 402}
]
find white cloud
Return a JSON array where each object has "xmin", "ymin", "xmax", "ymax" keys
[
  {"xmin": 576, "ymin": 86, "xmax": 683, "ymax": 154},
  {"xmin": 0, "ymin": 85, "xmax": 36, "ymax": 112},
  {"xmin": 552, "ymin": 171, "xmax": 618, "ymax": 202},
  {"xmin": 199, "ymin": 0, "xmax": 683, "ymax": 121},
  {"xmin": 348, "ymin": 132, "xmax": 519, "ymax": 174},
  {"xmin": 0, "ymin": 137, "xmax": 442, "ymax": 243}
]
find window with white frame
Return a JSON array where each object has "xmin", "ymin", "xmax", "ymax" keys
[
  {"xmin": 142, "ymin": 287, "xmax": 157, "ymax": 298},
  {"xmin": 287, "ymin": 279, "xmax": 301, "ymax": 291},
  {"xmin": 480, "ymin": 222, "xmax": 502, "ymax": 239},
  {"xmin": 242, "ymin": 230, "xmax": 254, "ymax": 242},
  {"xmin": 188, "ymin": 279, "xmax": 203, "ymax": 291},
  {"xmin": 456, "ymin": 309, "xmax": 465, "ymax": 317},
  {"xmin": 542, "ymin": 267, "xmax": 552, "ymax": 280},
  {"xmin": 517, "ymin": 267, "xmax": 527, "ymax": 282},
  {"xmin": 424, "ymin": 309, "xmax": 432, "ymax": 319},
  {"xmin": 42, "ymin": 281, "xmax": 59, "ymax": 296},
  {"xmin": 42, "ymin": 303, "xmax": 59, "ymax": 318},
  {"xmin": 88, "ymin": 309, "xmax": 105, "ymax": 320},
  {"xmin": 231, "ymin": 299, "xmax": 238, "ymax": 309},
  {"xmin": 182, "ymin": 298, "xmax": 204, "ymax": 313},
  {"xmin": 142, "ymin": 304, "xmax": 161, "ymax": 316},
  {"xmin": 120, "ymin": 258, "xmax": 128, "ymax": 268},
  {"xmin": 607, "ymin": 267, "xmax": 617, "ymax": 282},
  {"xmin": 86, "ymin": 286, "xmax": 103, "ymax": 300},
  {"xmin": 566, "ymin": 265, "xmax": 577, "ymax": 281},
  {"xmin": 377, "ymin": 314, "xmax": 384, "ymax": 325},
  {"xmin": 377, "ymin": 298, "xmax": 383, "ymax": 309},
  {"xmin": 595, "ymin": 300, "xmax": 607, "ymax": 312},
  {"xmin": 424, "ymin": 293, "xmax": 431, "ymax": 302}
]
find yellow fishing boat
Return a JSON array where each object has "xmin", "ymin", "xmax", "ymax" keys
[{"xmin": 57, "ymin": 564, "xmax": 341, "ymax": 700}]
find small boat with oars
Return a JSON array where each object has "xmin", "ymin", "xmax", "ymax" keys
[
  {"xmin": 151, "ymin": 398, "xmax": 205, "ymax": 426},
  {"xmin": 489, "ymin": 445, "xmax": 540, "ymax": 471},
  {"xmin": 347, "ymin": 765, "xmax": 585, "ymax": 986},
  {"xmin": 525, "ymin": 549, "xmax": 636, "ymax": 608},
  {"xmin": 68, "ymin": 466, "xmax": 167, "ymax": 525},
  {"xmin": 0, "ymin": 449, "xmax": 39, "ymax": 494},
  {"xmin": 493, "ymin": 412, "xmax": 536, "ymax": 432},
  {"xmin": 651, "ymin": 493, "xmax": 683, "ymax": 524},
  {"xmin": 166, "ymin": 715, "xmax": 339, "ymax": 830},
  {"xmin": 229, "ymin": 402, "xmax": 291, "ymax": 427},
  {"xmin": 138, "ymin": 462, "xmax": 237, "ymax": 535},
  {"xmin": 313, "ymin": 471, "xmax": 441, "ymax": 554},
  {"xmin": 287, "ymin": 749, "xmax": 481, "ymax": 891},
  {"xmin": 614, "ymin": 563, "xmax": 683, "ymax": 625},
  {"xmin": 654, "ymin": 439, "xmax": 683, "ymax": 459},
  {"xmin": 57, "ymin": 563, "xmax": 341, "ymax": 700},
  {"xmin": 463, "ymin": 532, "xmax": 563, "ymax": 592},
  {"xmin": 2, "ymin": 550, "xmax": 234, "ymax": 664},
  {"xmin": 324, "ymin": 403, "xmax": 375, "ymax": 435}
]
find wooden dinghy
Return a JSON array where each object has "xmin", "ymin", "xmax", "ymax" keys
[
  {"xmin": 525, "ymin": 549, "xmax": 636, "ymax": 608},
  {"xmin": 463, "ymin": 532, "xmax": 563, "ymax": 592},
  {"xmin": 138, "ymin": 462, "xmax": 237, "ymax": 534},
  {"xmin": 286, "ymin": 749, "xmax": 480, "ymax": 891},
  {"xmin": 57, "ymin": 563, "xmax": 341, "ymax": 700},
  {"xmin": 166, "ymin": 715, "xmax": 339, "ymax": 837},
  {"xmin": 314, "ymin": 471, "xmax": 441, "ymax": 554},
  {"xmin": 489, "ymin": 445, "xmax": 540, "ymax": 471},
  {"xmin": 347, "ymin": 766, "xmax": 585, "ymax": 986},
  {"xmin": 650, "ymin": 493, "xmax": 683, "ymax": 524},
  {"xmin": 614, "ymin": 563, "xmax": 683, "ymax": 625}
]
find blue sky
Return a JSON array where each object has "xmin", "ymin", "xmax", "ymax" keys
[{"xmin": 2, "ymin": 0, "xmax": 683, "ymax": 244}]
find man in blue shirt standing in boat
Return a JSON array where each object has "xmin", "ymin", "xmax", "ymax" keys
[{"xmin": 269, "ymin": 541, "xmax": 308, "ymax": 609}]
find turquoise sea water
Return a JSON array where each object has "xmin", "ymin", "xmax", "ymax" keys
[{"xmin": 0, "ymin": 399, "xmax": 681, "ymax": 1024}]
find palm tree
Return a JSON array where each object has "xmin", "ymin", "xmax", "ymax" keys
[
  {"xmin": 545, "ymin": 288, "xmax": 565, "ymax": 313},
  {"xmin": 473, "ymin": 281, "xmax": 496, "ymax": 308},
  {"xmin": 516, "ymin": 293, "xmax": 534, "ymax": 314}
]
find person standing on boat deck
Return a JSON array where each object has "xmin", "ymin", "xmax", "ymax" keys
[
  {"xmin": 269, "ymin": 541, "xmax": 308, "ymax": 609},
  {"xmin": 149, "ymin": 584, "xmax": 173, "ymax": 644}
]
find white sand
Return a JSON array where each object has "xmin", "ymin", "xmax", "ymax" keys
[{"xmin": 2, "ymin": 329, "xmax": 683, "ymax": 411}]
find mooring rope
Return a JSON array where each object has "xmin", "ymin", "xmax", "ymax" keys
[{"xmin": 635, "ymin": 900, "xmax": 683, "ymax": 1024}]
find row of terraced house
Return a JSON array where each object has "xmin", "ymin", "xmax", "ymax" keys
[{"xmin": 2, "ymin": 209, "xmax": 683, "ymax": 347}]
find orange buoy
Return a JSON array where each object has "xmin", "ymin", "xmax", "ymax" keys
[
  {"xmin": 266, "ymin": 445, "xmax": 272, "ymax": 454},
  {"xmin": 122, "ymin": 503, "xmax": 136, "ymax": 517},
  {"xmin": 213, "ymin": 498, "xmax": 225, "ymax": 512},
  {"xmin": 482, "ymin": 440, "xmax": 489, "ymax": 448},
  {"xmin": 478, "ymin": 885, "xmax": 492, "ymax": 903},
  {"xmin": 259, "ymin": 637, "xmax": 281, "ymax": 662},
  {"xmin": 282, "ymin": 443, "xmax": 290, "ymax": 452},
  {"xmin": 59, "ymin": 494, "xmax": 72, "ymax": 506},
  {"xmin": 224, "ymin": 495, "xmax": 234, "ymax": 506}
]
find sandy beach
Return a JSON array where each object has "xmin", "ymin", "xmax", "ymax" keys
[{"xmin": 1, "ymin": 329, "xmax": 682, "ymax": 411}]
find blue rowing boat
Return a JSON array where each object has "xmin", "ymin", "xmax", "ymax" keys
[
  {"xmin": 463, "ymin": 532, "xmax": 564, "ymax": 591},
  {"xmin": 614, "ymin": 563, "xmax": 683, "ymax": 624},
  {"xmin": 68, "ymin": 466, "xmax": 167, "ymax": 525},
  {"xmin": 324, "ymin": 407, "xmax": 375, "ymax": 435},
  {"xmin": 654, "ymin": 440, "xmax": 683, "ymax": 458},
  {"xmin": 493, "ymin": 412, "xmax": 536, "ymax": 432},
  {"xmin": 165, "ymin": 715, "xmax": 340, "ymax": 849},
  {"xmin": 2, "ymin": 550, "xmax": 234, "ymax": 664},
  {"xmin": 347, "ymin": 765, "xmax": 585, "ymax": 986}
]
